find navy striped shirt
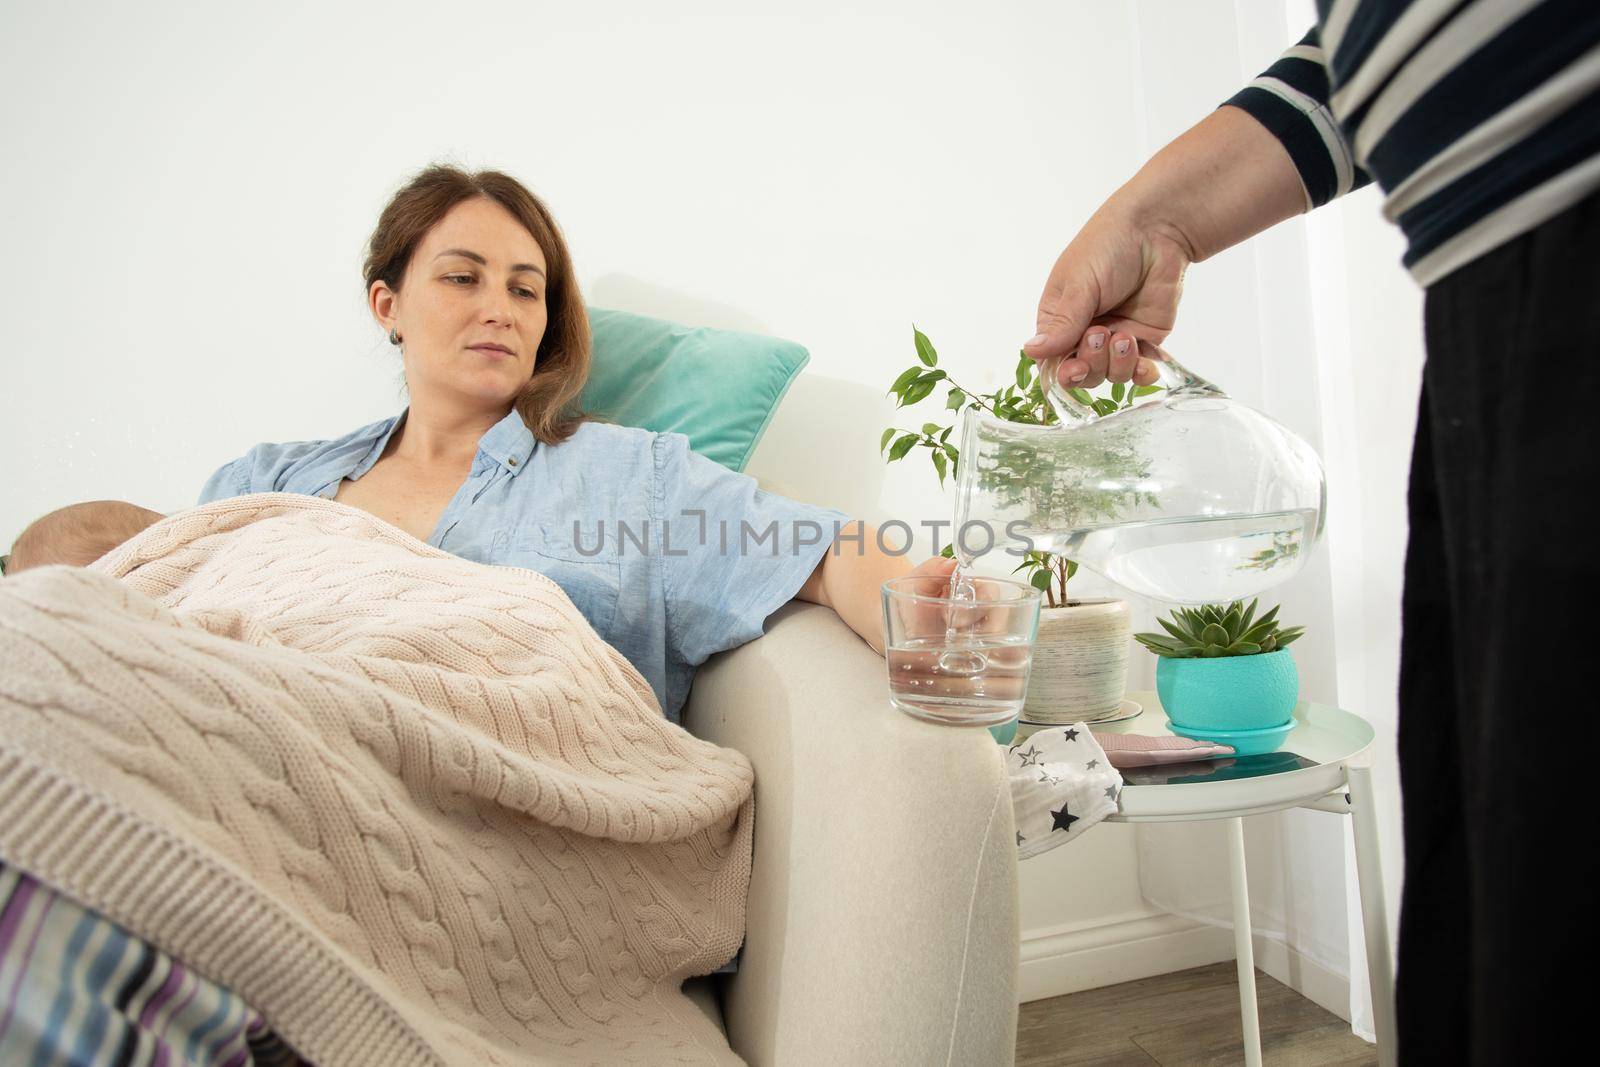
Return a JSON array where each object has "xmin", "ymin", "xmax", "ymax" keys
[{"xmin": 1223, "ymin": 0, "xmax": 1600, "ymax": 286}]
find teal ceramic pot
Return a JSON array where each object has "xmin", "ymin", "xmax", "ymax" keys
[
  {"xmin": 988, "ymin": 718, "xmax": 1018, "ymax": 745},
  {"xmin": 1155, "ymin": 650, "xmax": 1298, "ymax": 753}
]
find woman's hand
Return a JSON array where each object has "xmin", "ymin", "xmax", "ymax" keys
[
  {"xmin": 904, "ymin": 553, "xmax": 960, "ymax": 592},
  {"xmin": 897, "ymin": 555, "xmax": 1016, "ymax": 643},
  {"xmin": 1020, "ymin": 106, "xmax": 1310, "ymax": 390},
  {"xmin": 1021, "ymin": 199, "xmax": 1188, "ymax": 391}
]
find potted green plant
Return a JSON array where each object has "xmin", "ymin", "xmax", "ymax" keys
[
  {"xmin": 881, "ymin": 326, "xmax": 1161, "ymax": 724},
  {"xmin": 1134, "ymin": 599, "xmax": 1305, "ymax": 754}
]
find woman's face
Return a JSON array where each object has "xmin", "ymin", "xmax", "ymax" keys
[{"xmin": 372, "ymin": 196, "xmax": 550, "ymax": 409}]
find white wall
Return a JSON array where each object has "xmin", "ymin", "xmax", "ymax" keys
[
  {"xmin": 1, "ymin": 0, "xmax": 1412, "ymax": 1023},
  {"xmin": 2, "ymin": 0, "xmax": 1156, "ymax": 531}
]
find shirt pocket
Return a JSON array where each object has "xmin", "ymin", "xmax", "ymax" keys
[{"xmin": 516, "ymin": 522, "xmax": 621, "ymax": 637}]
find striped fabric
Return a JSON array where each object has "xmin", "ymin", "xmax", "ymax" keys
[
  {"xmin": 0, "ymin": 863, "xmax": 302, "ymax": 1067},
  {"xmin": 1223, "ymin": 0, "xmax": 1600, "ymax": 285}
]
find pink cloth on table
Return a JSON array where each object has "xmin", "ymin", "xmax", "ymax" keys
[{"xmin": 1092, "ymin": 732, "xmax": 1235, "ymax": 767}]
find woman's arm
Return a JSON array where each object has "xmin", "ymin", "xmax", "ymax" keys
[
  {"xmin": 796, "ymin": 520, "xmax": 958, "ymax": 656},
  {"xmin": 1024, "ymin": 105, "xmax": 1308, "ymax": 384}
]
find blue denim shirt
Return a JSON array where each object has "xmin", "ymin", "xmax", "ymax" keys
[{"xmin": 198, "ymin": 406, "xmax": 849, "ymax": 726}]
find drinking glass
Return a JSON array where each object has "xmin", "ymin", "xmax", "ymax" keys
[{"xmin": 881, "ymin": 573, "xmax": 1042, "ymax": 727}]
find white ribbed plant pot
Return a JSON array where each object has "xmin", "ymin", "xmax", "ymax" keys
[{"xmin": 1023, "ymin": 598, "xmax": 1130, "ymax": 723}]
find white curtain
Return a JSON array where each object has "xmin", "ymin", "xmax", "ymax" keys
[{"xmin": 1118, "ymin": 0, "xmax": 1418, "ymax": 1040}]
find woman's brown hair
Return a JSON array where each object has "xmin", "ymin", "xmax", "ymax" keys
[{"xmin": 364, "ymin": 164, "xmax": 592, "ymax": 444}]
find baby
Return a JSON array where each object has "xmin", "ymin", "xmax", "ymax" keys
[{"xmin": 3, "ymin": 501, "xmax": 166, "ymax": 576}]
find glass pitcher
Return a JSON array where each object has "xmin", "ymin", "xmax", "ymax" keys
[{"xmin": 951, "ymin": 350, "xmax": 1326, "ymax": 605}]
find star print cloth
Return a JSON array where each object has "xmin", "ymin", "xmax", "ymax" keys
[{"xmin": 1006, "ymin": 724, "xmax": 1123, "ymax": 860}]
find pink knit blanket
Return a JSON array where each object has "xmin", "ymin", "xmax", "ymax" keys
[{"xmin": 0, "ymin": 494, "xmax": 753, "ymax": 1066}]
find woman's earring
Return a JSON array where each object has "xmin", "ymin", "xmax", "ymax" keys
[{"xmin": 388, "ymin": 328, "xmax": 402, "ymax": 346}]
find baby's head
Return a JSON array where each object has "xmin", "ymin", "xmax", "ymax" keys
[{"xmin": 5, "ymin": 501, "xmax": 166, "ymax": 576}]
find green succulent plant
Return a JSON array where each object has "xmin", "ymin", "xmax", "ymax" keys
[{"xmin": 1134, "ymin": 599, "xmax": 1304, "ymax": 659}]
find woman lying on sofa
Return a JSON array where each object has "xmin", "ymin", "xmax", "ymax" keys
[
  {"xmin": 0, "ymin": 164, "xmax": 976, "ymax": 1065},
  {"xmin": 4, "ymin": 163, "xmax": 958, "ymax": 726}
]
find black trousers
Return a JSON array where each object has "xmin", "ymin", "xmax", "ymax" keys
[{"xmin": 1399, "ymin": 191, "xmax": 1600, "ymax": 1063}]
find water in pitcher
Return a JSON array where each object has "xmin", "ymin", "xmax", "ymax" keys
[
  {"xmin": 952, "ymin": 355, "xmax": 1328, "ymax": 606},
  {"xmin": 1023, "ymin": 508, "xmax": 1319, "ymax": 604}
]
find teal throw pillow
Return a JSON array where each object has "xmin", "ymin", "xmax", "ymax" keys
[{"xmin": 580, "ymin": 307, "xmax": 809, "ymax": 472}]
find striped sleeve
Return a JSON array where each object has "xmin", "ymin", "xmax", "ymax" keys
[
  {"xmin": 1221, "ymin": 26, "xmax": 1373, "ymax": 210},
  {"xmin": 0, "ymin": 862, "xmax": 302, "ymax": 1066}
]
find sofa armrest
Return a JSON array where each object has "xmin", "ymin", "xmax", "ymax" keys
[{"xmin": 682, "ymin": 602, "xmax": 1018, "ymax": 1066}]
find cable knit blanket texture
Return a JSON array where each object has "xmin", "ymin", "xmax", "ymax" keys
[{"xmin": 0, "ymin": 494, "xmax": 754, "ymax": 1066}]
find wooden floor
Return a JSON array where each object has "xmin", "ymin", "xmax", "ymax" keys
[{"xmin": 1016, "ymin": 962, "xmax": 1377, "ymax": 1066}]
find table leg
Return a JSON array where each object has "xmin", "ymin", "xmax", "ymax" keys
[
  {"xmin": 1226, "ymin": 817, "xmax": 1263, "ymax": 1067},
  {"xmin": 1348, "ymin": 764, "xmax": 1396, "ymax": 1067}
]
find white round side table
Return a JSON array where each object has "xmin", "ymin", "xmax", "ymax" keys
[{"xmin": 1097, "ymin": 691, "xmax": 1395, "ymax": 1067}]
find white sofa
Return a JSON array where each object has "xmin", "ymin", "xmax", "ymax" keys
[{"xmin": 679, "ymin": 600, "xmax": 1020, "ymax": 1065}]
